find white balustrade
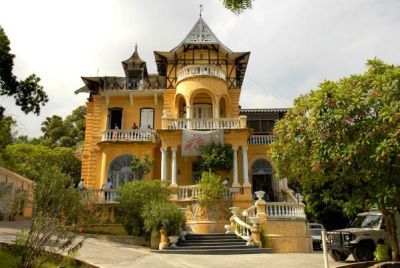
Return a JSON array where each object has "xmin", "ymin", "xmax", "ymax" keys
[
  {"xmin": 230, "ymin": 207, "xmax": 253, "ymax": 245},
  {"xmin": 265, "ymin": 202, "xmax": 306, "ymax": 220},
  {"xmin": 164, "ymin": 118, "xmax": 243, "ymax": 130},
  {"xmin": 102, "ymin": 129, "xmax": 156, "ymax": 142},
  {"xmin": 177, "ymin": 185, "xmax": 202, "ymax": 200},
  {"xmin": 177, "ymin": 185, "xmax": 230, "ymax": 201},
  {"xmin": 177, "ymin": 65, "xmax": 226, "ymax": 83},
  {"xmin": 248, "ymin": 135, "xmax": 277, "ymax": 145},
  {"xmin": 242, "ymin": 205, "xmax": 256, "ymax": 219},
  {"xmin": 82, "ymin": 189, "xmax": 118, "ymax": 203}
]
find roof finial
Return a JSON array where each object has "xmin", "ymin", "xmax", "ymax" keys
[
  {"xmin": 135, "ymin": 42, "xmax": 138, "ymax": 52},
  {"xmin": 199, "ymin": 4, "xmax": 203, "ymax": 17}
]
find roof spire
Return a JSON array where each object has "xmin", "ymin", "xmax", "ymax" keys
[
  {"xmin": 135, "ymin": 42, "xmax": 138, "ymax": 52},
  {"xmin": 199, "ymin": 4, "xmax": 203, "ymax": 17}
]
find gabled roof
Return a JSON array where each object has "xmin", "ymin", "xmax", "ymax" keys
[{"xmin": 172, "ymin": 17, "xmax": 232, "ymax": 53}]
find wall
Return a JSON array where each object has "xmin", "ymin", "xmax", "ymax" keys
[{"xmin": 0, "ymin": 166, "xmax": 35, "ymax": 218}]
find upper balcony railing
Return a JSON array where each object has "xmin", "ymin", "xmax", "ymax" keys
[
  {"xmin": 101, "ymin": 129, "xmax": 157, "ymax": 142},
  {"xmin": 177, "ymin": 65, "xmax": 226, "ymax": 83},
  {"xmin": 101, "ymin": 78, "xmax": 165, "ymax": 91},
  {"xmin": 162, "ymin": 117, "xmax": 246, "ymax": 130},
  {"xmin": 248, "ymin": 135, "xmax": 277, "ymax": 145}
]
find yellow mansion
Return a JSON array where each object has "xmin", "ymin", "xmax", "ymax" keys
[
  {"xmin": 77, "ymin": 17, "xmax": 285, "ymax": 197},
  {"xmin": 76, "ymin": 17, "xmax": 312, "ymax": 252}
]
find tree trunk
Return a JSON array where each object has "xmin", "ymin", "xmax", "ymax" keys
[{"xmin": 383, "ymin": 210, "xmax": 399, "ymax": 261}]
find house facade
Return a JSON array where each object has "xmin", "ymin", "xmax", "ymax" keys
[
  {"xmin": 76, "ymin": 16, "xmax": 313, "ymax": 253},
  {"xmin": 77, "ymin": 17, "xmax": 286, "ymax": 201}
]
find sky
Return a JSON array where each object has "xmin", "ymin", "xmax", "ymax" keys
[{"xmin": 1, "ymin": 0, "xmax": 400, "ymax": 137}]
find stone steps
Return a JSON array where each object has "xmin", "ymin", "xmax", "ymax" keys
[{"xmin": 154, "ymin": 233, "xmax": 272, "ymax": 255}]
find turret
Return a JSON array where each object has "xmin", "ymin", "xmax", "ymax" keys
[{"xmin": 122, "ymin": 44, "xmax": 149, "ymax": 89}]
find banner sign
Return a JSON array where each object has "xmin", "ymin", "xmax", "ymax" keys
[{"xmin": 182, "ymin": 129, "xmax": 224, "ymax": 156}]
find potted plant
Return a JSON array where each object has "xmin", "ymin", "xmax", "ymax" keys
[
  {"xmin": 187, "ymin": 171, "xmax": 227, "ymax": 233},
  {"xmin": 141, "ymin": 200, "xmax": 185, "ymax": 249}
]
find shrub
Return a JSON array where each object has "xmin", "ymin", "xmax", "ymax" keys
[
  {"xmin": 142, "ymin": 200, "xmax": 185, "ymax": 236},
  {"xmin": 117, "ymin": 180, "xmax": 170, "ymax": 235},
  {"xmin": 131, "ymin": 154, "xmax": 154, "ymax": 180},
  {"xmin": 197, "ymin": 143, "xmax": 233, "ymax": 172},
  {"xmin": 13, "ymin": 167, "xmax": 85, "ymax": 267},
  {"xmin": 197, "ymin": 171, "xmax": 226, "ymax": 206}
]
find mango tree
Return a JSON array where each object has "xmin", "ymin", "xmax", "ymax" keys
[{"xmin": 269, "ymin": 59, "xmax": 400, "ymax": 260}]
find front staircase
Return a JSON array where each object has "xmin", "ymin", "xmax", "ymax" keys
[{"xmin": 156, "ymin": 233, "xmax": 271, "ymax": 254}]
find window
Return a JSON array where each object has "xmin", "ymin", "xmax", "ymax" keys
[
  {"xmin": 248, "ymin": 120, "xmax": 275, "ymax": 134},
  {"xmin": 140, "ymin": 108, "xmax": 154, "ymax": 129}
]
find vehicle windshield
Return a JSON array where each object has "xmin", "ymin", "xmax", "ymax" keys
[
  {"xmin": 348, "ymin": 214, "xmax": 381, "ymax": 229},
  {"xmin": 310, "ymin": 229, "xmax": 322, "ymax": 236}
]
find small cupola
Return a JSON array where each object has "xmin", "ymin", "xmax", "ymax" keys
[{"xmin": 122, "ymin": 44, "xmax": 149, "ymax": 86}]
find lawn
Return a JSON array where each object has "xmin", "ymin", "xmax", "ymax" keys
[{"xmin": 0, "ymin": 248, "xmax": 84, "ymax": 268}]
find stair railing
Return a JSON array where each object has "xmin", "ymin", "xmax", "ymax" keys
[{"xmin": 229, "ymin": 207, "xmax": 253, "ymax": 246}]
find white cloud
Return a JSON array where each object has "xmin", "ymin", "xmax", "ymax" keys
[{"xmin": 1, "ymin": 0, "xmax": 400, "ymax": 137}]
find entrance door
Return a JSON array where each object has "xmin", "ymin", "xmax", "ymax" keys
[
  {"xmin": 253, "ymin": 174, "xmax": 274, "ymax": 201},
  {"xmin": 140, "ymin": 108, "xmax": 154, "ymax": 129},
  {"xmin": 193, "ymin": 104, "xmax": 212, "ymax": 119},
  {"xmin": 251, "ymin": 159, "xmax": 275, "ymax": 201}
]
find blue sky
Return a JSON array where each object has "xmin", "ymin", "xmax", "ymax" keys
[{"xmin": 1, "ymin": 0, "xmax": 400, "ymax": 137}]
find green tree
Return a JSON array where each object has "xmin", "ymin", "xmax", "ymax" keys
[
  {"xmin": 40, "ymin": 106, "xmax": 86, "ymax": 148},
  {"xmin": 197, "ymin": 143, "xmax": 233, "ymax": 172},
  {"xmin": 14, "ymin": 167, "xmax": 84, "ymax": 268},
  {"xmin": 1, "ymin": 143, "xmax": 81, "ymax": 184},
  {"xmin": 222, "ymin": 0, "xmax": 253, "ymax": 14},
  {"xmin": 197, "ymin": 171, "xmax": 226, "ymax": 206},
  {"xmin": 0, "ymin": 26, "xmax": 48, "ymax": 119},
  {"xmin": 117, "ymin": 180, "xmax": 170, "ymax": 235},
  {"xmin": 269, "ymin": 59, "xmax": 400, "ymax": 260},
  {"xmin": 0, "ymin": 116, "xmax": 15, "ymax": 152},
  {"xmin": 131, "ymin": 154, "xmax": 154, "ymax": 180}
]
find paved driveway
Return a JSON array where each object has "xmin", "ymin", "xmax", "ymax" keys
[{"xmin": 0, "ymin": 221, "xmax": 356, "ymax": 268}]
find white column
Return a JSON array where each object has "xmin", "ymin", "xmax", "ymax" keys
[
  {"xmin": 242, "ymin": 146, "xmax": 250, "ymax": 186},
  {"xmin": 214, "ymin": 103, "xmax": 220, "ymax": 119},
  {"xmin": 171, "ymin": 147, "xmax": 177, "ymax": 186},
  {"xmin": 232, "ymin": 146, "xmax": 240, "ymax": 187},
  {"xmin": 186, "ymin": 105, "xmax": 191, "ymax": 129},
  {"xmin": 160, "ymin": 147, "xmax": 168, "ymax": 181}
]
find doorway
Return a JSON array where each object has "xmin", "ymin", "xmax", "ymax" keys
[
  {"xmin": 108, "ymin": 108, "xmax": 122, "ymax": 129},
  {"xmin": 193, "ymin": 104, "xmax": 212, "ymax": 119},
  {"xmin": 251, "ymin": 159, "xmax": 275, "ymax": 201}
]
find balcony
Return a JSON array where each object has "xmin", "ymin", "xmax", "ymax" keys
[
  {"xmin": 177, "ymin": 65, "xmax": 226, "ymax": 83},
  {"xmin": 177, "ymin": 185, "xmax": 231, "ymax": 201},
  {"xmin": 162, "ymin": 117, "xmax": 247, "ymax": 130},
  {"xmin": 265, "ymin": 202, "xmax": 306, "ymax": 221},
  {"xmin": 248, "ymin": 135, "xmax": 277, "ymax": 145},
  {"xmin": 101, "ymin": 129, "xmax": 157, "ymax": 142}
]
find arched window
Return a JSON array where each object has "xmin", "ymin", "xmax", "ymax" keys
[
  {"xmin": 251, "ymin": 159, "xmax": 273, "ymax": 175},
  {"xmin": 108, "ymin": 154, "xmax": 142, "ymax": 188}
]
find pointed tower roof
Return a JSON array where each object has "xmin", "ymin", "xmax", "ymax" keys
[
  {"xmin": 171, "ymin": 17, "xmax": 232, "ymax": 53},
  {"xmin": 122, "ymin": 44, "xmax": 145, "ymax": 68}
]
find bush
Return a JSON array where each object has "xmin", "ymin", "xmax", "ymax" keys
[
  {"xmin": 197, "ymin": 143, "xmax": 233, "ymax": 172},
  {"xmin": 117, "ymin": 180, "xmax": 170, "ymax": 235},
  {"xmin": 197, "ymin": 171, "xmax": 226, "ymax": 206},
  {"xmin": 13, "ymin": 167, "xmax": 85, "ymax": 267},
  {"xmin": 142, "ymin": 200, "xmax": 185, "ymax": 236}
]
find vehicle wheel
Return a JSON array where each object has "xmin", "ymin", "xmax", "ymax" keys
[
  {"xmin": 353, "ymin": 245, "xmax": 374, "ymax": 262},
  {"xmin": 329, "ymin": 250, "xmax": 349, "ymax": 261}
]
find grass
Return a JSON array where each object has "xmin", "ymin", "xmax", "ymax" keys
[{"xmin": 0, "ymin": 248, "xmax": 84, "ymax": 268}]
